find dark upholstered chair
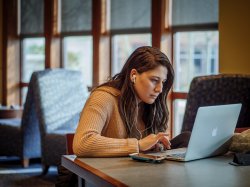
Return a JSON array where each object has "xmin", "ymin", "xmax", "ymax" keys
[
  {"xmin": 181, "ymin": 74, "xmax": 250, "ymax": 133},
  {"xmin": 0, "ymin": 77, "xmax": 41, "ymax": 167},
  {"xmin": 31, "ymin": 69, "xmax": 87, "ymax": 174}
]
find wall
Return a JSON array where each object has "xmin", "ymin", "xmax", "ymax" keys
[{"xmin": 219, "ymin": 0, "xmax": 250, "ymax": 74}]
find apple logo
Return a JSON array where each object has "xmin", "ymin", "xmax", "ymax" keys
[{"xmin": 212, "ymin": 127, "xmax": 218, "ymax": 137}]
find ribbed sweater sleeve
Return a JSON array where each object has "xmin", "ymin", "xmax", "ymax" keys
[{"xmin": 73, "ymin": 88, "xmax": 139, "ymax": 157}]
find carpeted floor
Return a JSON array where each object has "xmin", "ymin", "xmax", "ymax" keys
[{"xmin": 0, "ymin": 157, "xmax": 58, "ymax": 187}]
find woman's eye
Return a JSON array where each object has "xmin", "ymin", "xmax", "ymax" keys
[{"xmin": 151, "ymin": 79, "xmax": 158, "ymax": 83}]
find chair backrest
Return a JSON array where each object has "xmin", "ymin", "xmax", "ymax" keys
[
  {"xmin": 30, "ymin": 69, "xmax": 88, "ymax": 135},
  {"xmin": 181, "ymin": 74, "xmax": 250, "ymax": 132},
  {"xmin": 21, "ymin": 75, "xmax": 41, "ymax": 157}
]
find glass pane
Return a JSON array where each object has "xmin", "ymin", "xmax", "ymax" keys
[
  {"xmin": 173, "ymin": 99, "xmax": 186, "ymax": 137},
  {"xmin": 22, "ymin": 38, "xmax": 45, "ymax": 82},
  {"xmin": 112, "ymin": 34, "xmax": 151, "ymax": 75},
  {"xmin": 21, "ymin": 0, "xmax": 44, "ymax": 34},
  {"xmin": 173, "ymin": 31, "xmax": 219, "ymax": 92},
  {"xmin": 111, "ymin": 0, "xmax": 151, "ymax": 30},
  {"xmin": 63, "ymin": 36, "xmax": 93, "ymax": 87},
  {"xmin": 21, "ymin": 87, "xmax": 28, "ymax": 106},
  {"xmin": 61, "ymin": 0, "xmax": 92, "ymax": 32},
  {"xmin": 172, "ymin": 0, "xmax": 218, "ymax": 26}
]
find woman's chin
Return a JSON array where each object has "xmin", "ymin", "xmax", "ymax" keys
[{"xmin": 143, "ymin": 98, "xmax": 156, "ymax": 104}]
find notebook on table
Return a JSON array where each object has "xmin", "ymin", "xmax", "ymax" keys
[{"xmin": 149, "ymin": 103, "xmax": 242, "ymax": 162}]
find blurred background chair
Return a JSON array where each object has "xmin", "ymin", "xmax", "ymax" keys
[
  {"xmin": 0, "ymin": 77, "xmax": 41, "ymax": 167},
  {"xmin": 181, "ymin": 74, "xmax": 250, "ymax": 133},
  {"xmin": 30, "ymin": 69, "xmax": 87, "ymax": 174}
]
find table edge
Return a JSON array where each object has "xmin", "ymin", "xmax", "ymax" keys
[{"xmin": 62, "ymin": 155, "xmax": 129, "ymax": 187}]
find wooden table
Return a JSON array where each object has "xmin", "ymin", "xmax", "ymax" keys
[{"xmin": 62, "ymin": 154, "xmax": 250, "ymax": 187}]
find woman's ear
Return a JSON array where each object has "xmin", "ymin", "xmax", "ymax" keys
[
  {"xmin": 130, "ymin": 69, "xmax": 137, "ymax": 83},
  {"xmin": 132, "ymin": 75, "xmax": 136, "ymax": 83}
]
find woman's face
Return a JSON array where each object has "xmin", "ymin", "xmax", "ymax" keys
[{"xmin": 132, "ymin": 65, "xmax": 168, "ymax": 104}]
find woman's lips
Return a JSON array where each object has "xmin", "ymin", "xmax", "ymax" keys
[{"xmin": 150, "ymin": 95, "xmax": 158, "ymax": 99}]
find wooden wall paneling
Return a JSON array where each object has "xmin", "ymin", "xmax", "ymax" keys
[
  {"xmin": 44, "ymin": 0, "xmax": 60, "ymax": 69},
  {"xmin": 0, "ymin": 0, "xmax": 3, "ymax": 104},
  {"xmin": 92, "ymin": 0, "xmax": 110, "ymax": 86},
  {"xmin": 151, "ymin": 0, "xmax": 165, "ymax": 49},
  {"xmin": 92, "ymin": 0, "xmax": 101, "ymax": 86},
  {"xmin": 2, "ymin": 0, "xmax": 20, "ymax": 106}
]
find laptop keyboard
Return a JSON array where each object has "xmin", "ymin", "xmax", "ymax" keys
[
  {"xmin": 145, "ymin": 148, "xmax": 187, "ymax": 158},
  {"xmin": 167, "ymin": 152, "xmax": 186, "ymax": 158}
]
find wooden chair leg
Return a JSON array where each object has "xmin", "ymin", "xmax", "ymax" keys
[
  {"xmin": 22, "ymin": 158, "xmax": 29, "ymax": 168},
  {"xmin": 42, "ymin": 165, "xmax": 50, "ymax": 175}
]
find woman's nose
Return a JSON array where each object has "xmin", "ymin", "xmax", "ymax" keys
[{"xmin": 154, "ymin": 83, "xmax": 163, "ymax": 93}]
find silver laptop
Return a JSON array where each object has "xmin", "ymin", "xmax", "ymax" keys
[{"xmin": 150, "ymin": 104, "xmax": 242, "ymax": 162}]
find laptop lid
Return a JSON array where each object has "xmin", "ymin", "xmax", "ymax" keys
[{"xmin": 184, "ymin": 103, "xmax": 242, "ymax": 161}]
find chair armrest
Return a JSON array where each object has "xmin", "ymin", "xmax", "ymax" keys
[
  {"xmin": 66, "ymin": 133, "xmax": 75, "ymax": 155},
  {"xmin": 235, "ymin": 127, "xmax": 250, "ymax": 133}
]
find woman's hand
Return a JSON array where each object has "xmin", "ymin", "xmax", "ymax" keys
[{"xmin": 138, "ymin": 132, "xmax": 171, "ymax": 152}]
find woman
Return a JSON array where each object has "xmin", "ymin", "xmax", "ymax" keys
[{"xmin": 73, "ymin": 46, "xmax": 189, "ymax": 157}]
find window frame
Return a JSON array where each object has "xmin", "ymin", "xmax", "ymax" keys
[
  {"xmin": 170, "ymin": 23, "xmax": 219, "ymax": 136},
  {"xmin": 2, "ymin": 0, "xmax": 169, "ymax": 111},
  {"xmin": 4, "ymin": 0, "xmax": 220, "ymax": 137}
]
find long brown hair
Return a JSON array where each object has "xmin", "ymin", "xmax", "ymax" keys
[{"xmin": 101, "ymin": 46, "xmax": 174, "ymax": 137}]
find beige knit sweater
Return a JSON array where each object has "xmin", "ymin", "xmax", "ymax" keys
[{"xmin": 73, "ymin": 86, "xmax": 139, "ymax": 157}]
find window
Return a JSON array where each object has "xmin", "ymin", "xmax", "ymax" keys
[
  {"xmin": 63, "ymin": 36, "xmax": 93, "ymax": 87},
  {"xmin": 173, "ymin": 99, "xmax": 186, "ymax": 136},
  {"xmin": 110, "ymin": 0, "xmax": 151, "ymax": 30},
  {"xmin": 60, "ymin": 0, "xmax": 93, "ymax": 88},
  {"xmin": 173, "ymin": 31, "xmax": 219, "ymax": 92},
  {"xmin": 20, "ymin": 0, "xmax": 45, "ymax": 104},
  {"xmin": 171, "ymin": 0, "xmax": 219, "ymax": 136},
  {"xmin": 20, "ymin": 0, "xmax": 44, "ymax": 35},
  {"xmin": 4, "ymin": 0, "xmax": 219, "ymax": 128},
  {"xmin": 21, "ymin": 38, "xmax": 45, "ymax": 104},
  {"xmin": 112, "ymin": 34, "xmax": 151, "ymax": 75},
  {"xmin": 21, "ymin": 38, "xmax": 45, "ymax": 82},
  {"xmin": 60, "ymin": 0, "xmax": 92, "ymax": 33},
  {"xmin": 173, "ymin": 32, "xmax": 219, "ymax": 136},
  {"xmin": 110, "ymin": 0, "xmax": 152, "ymax": 74}
]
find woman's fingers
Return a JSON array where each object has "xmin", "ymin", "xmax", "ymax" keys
[
  {"xmin": 160, "ymin": 137, "xmax": 171, "ymax": 149},
  {"xmin": 155, "ymin": 142, "xmax": 165, "ymax": 151},
  {"xmin": 138, "ymin": 133, "xmax": 171, "ymax": 152},
  {"xmin": 157, "ymin": 133, "xmax": 171, "ymax": 149}
]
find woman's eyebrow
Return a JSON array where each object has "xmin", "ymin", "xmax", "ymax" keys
[
  {"xmin": 151, "ymin": 75, "xmax": 167, "ymax": 80},
  {"xmin": 150, "ymin": 76, "xmax": 160, "ymax": 79}
]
